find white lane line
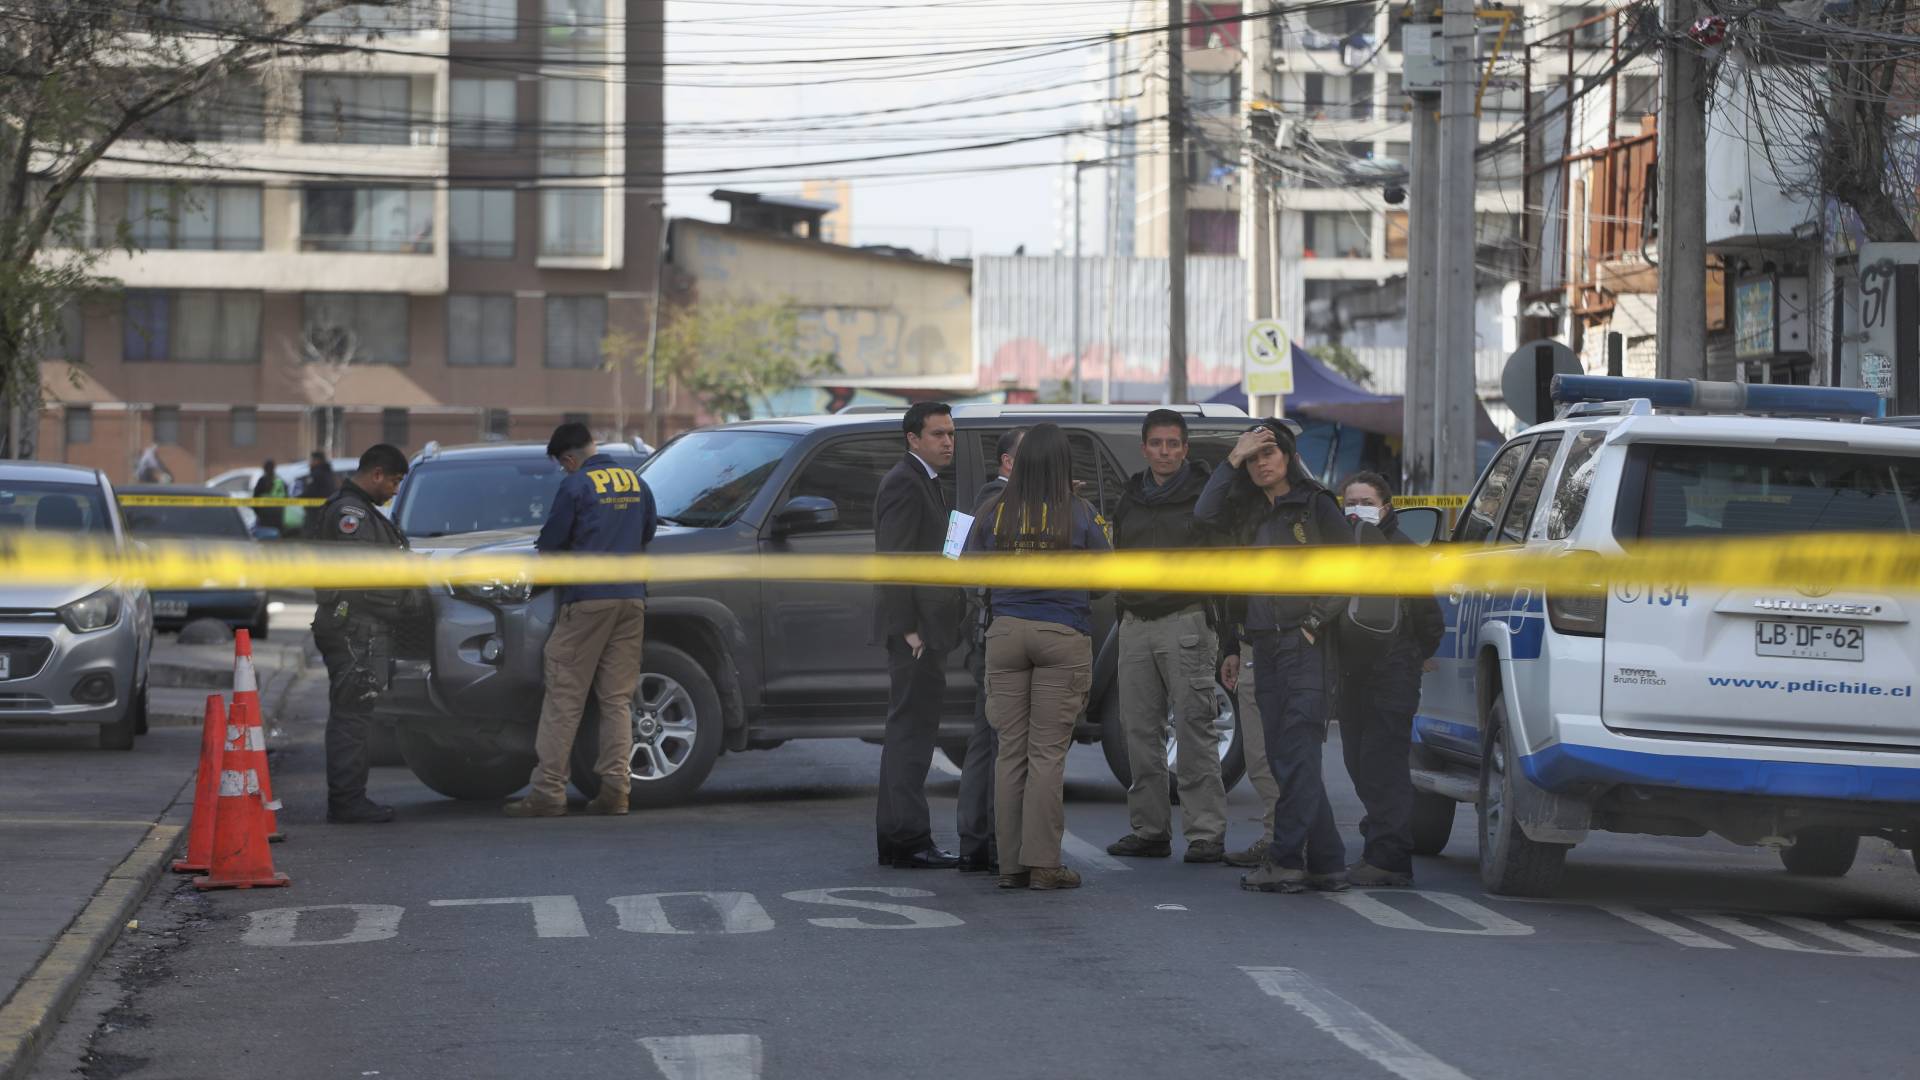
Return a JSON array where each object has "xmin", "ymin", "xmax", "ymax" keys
[
  {"xmin": 640, "ymin": 1034, "xmax": 763, "ymax": 1080},
  {"xmin": 1060, "ymin": 830, "xmax": 1130, "ymax": 872},
  {"xmin": 930, "ymin": 750, "xmax": 962, "ymax": 777},
  {"xmin": 1241, "ymin": 967, "xmax": 1474, "ymax": 1080}
]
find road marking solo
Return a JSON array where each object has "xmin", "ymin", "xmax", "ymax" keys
[
  {"xmin": 241, "ymin": 904, "xmax": 404, "ymax": 948},
  {"xmin": 780, "ymin": 888, "xmax": 964, "ymax": 930},
  {"xmin": 427, "ymin": 895, "xmax": 590, "ymax": 938},
  {"xmin": 610, "ymin": 892, "xmax": 776, "ymax": 935},
  {"xmin": 1242, "ymin": 966, "xmax": 1474, "ymax": 1080},
  {"xmin": 1060, "ymin": 831, "xmax": 1130, "ymax": 872},
  {"xmin": 1322, "ymin": 890, "xmax": 1533, "ymax": 936},
  {"xmin": 640, "ymin": 1034, "xmax": 763, "ymax": 1080}
]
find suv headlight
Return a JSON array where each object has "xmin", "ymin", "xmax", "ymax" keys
[
  {"xmin": 455, "ymin": 577, "xmax": 535, "ymax": 606},
  {"xmin": 60, "ymin": 589, "xmax": 122, "ymax": 633}
]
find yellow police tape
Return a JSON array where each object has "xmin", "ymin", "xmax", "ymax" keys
[
  {"xmin": 120, "ymin": 493, "xmax": 1473, "ymax": 512},
  {"xmin": 2, "ymin": 530, "xmax": 1915, "ymax": 596},
  {"xmin": 117, "ymin": 494, "xmax": 328, "ymax": 509},
  {"xmin": 1397, "ymin": 494, "xmax": 1471, "ymax": 510}
]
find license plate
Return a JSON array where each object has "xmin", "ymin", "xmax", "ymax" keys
[
  {"xmin": 1754, "ymin": 620, "xmax": 1864, "ymax": 662},
  {"xmin": 155, "ymin": 600, "xmax": 190, "ymax": 619}
]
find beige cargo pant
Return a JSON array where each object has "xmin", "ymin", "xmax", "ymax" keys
[
  {"xmin": 1238, "ymin": 642, "xmax": 1279, "ymax": 837},
  {"xmin": 1118, "ymin": 607, "xmax": 1227, "ymax": 845},
  {"xmin": 986, "ymin": 616, "xmax": 1092, "ymax": 871},
  {"xmin": 527, "ymin": 598, "xmax": 647, "ymax": 804}
]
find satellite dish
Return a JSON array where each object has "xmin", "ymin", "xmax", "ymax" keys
[{"xmin": 1503, "ymin": 339, "xmax": 1582, "ymax": 426}]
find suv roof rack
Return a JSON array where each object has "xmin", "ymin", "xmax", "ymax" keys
[{"xmin": 1550, "ymin": 375, "xmax": 1886, "ymax": 420}]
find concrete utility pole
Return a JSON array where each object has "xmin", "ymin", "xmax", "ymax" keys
[
  {"xmin": 1404, "ymin": 71, "xmax": 1441, "ymax": 494},
  {"xmin": 1242, "ymin": 13, "xmax": 1275, "ymax": 414},
  {"xmin": 1655, "ymin": 0, "xmax": 1707, "ymax": 379},
  {"xmin": 1433, "ymin": 0, "xmax": 1479, "ymax": 495},
  {"xmin": 1072, "ymin": 161, "xmax": 1086, "ymax": 403},
  {"xmin": 1166, "ymin": 0, "xmax": 1190, "ymax": 403}
]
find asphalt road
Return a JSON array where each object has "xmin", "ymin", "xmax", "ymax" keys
[{"xmin": 31, "ymin": 645, "xmax": 1920, "ymax": 1080}]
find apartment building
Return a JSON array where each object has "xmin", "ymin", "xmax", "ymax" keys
[
  {"xmin": 35, "ymin": 0, "xmax": 663, "ymax": 483},
  {"xmin": 1109, "ymin": 1, "xmax": 1656, "ymax": 369}
]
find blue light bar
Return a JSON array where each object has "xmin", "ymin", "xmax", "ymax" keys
[{"xmin": 1549, "ymin": 375, "xmax": 1886, "ymax": 419}]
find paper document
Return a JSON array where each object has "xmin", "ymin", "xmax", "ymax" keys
[{"xmin": 942, "ymin": 510, "xmax": 975, "ymax": 560}]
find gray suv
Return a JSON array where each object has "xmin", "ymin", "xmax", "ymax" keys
[{"xmin": 376, "ymin": 405, "xmax": 1253, "ymax": 805}]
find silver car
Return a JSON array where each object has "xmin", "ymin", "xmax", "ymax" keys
[{"xmin": 0, "ymin": 463, "xmax": 154, "ymax": 749}]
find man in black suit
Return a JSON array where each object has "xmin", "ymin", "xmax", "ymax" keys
[
  {"xmin": 956, "ymin": 426, "xmax": 1024, "ymax": 872},
  {"xmin": 872, "ymin": 401, "xmax": 964, "ymax": 869}
]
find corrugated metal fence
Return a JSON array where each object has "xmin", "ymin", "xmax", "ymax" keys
[{"xmin": 973, "ymin": 255, "xmax": 1248, "ymax": 400}]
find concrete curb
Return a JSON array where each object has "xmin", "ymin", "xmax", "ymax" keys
[{"xmin": 0, "ymin": 789, "xmax": 191, "ymax": 1080}]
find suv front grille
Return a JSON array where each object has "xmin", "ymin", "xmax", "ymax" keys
[
  {"xmin": 391, "ymin": 613, "xmax": 434, "ymax": 661},
  {"xmin": 0, "ymin": 637, "xmax": 54, "ymax": 680}
]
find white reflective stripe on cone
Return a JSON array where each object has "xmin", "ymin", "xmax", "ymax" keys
[
  {"xmin": 244, "ymin": 726, "xmax": 265, "ymax": 751},
  {"xmin": 217, "ymin": 769, "xmax": 259, "ymax": 797},
  {"xmin": 234, "ymin": 659, "xmax": 257, "ymax": 693},
  {"xmin": 225, "ymin": 724, "xmax": 243, "ymax": 750}
]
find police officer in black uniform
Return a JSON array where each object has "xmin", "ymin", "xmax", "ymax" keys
[{"xmin": 311, "ymin": 443, "xmax": 414, "ymax": 824}]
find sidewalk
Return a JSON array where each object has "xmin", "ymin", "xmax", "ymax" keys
[{"xmin": 0, "ymin": 626, "xmax": 310, "ymax": 1080}]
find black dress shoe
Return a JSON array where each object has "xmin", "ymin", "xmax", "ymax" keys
[
  {"xmin": 956, "ymin": 854, "xmax": 998, "ymax": 874},
  {"xmin": 891, "ymin": 846, "xmax": 961, "ymax": 869},
  {"xmin": 327, "ymin": 801, "xmax": 395, "ymax": 824}
]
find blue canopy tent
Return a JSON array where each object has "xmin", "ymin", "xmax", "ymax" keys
[{"xmin": 1207, "ymin": 344, "xmax": 1503, "ymax": 484}]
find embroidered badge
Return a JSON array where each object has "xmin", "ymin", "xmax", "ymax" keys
[
  {"xmin": 338, "ymin": 508, "xmax": 365, "ymax": 535},
  {"xmin": 1292, "ymin": 521, "xmax": 1307, "ymax": 543}
]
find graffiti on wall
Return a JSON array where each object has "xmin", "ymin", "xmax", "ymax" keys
[{"xmin": 796, "ymin": 306, "xmax": 964, "ymax": 380}]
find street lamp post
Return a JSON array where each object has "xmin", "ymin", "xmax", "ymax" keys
[
  {"xmin": 641, "ymin": 199, "xmax": 669, "ymax": 447},
  {"xmin": 1070, "ymin": 158, "xmax": 1106, "ymax": 405}
]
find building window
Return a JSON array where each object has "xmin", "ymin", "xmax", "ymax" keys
[
  {"xmin": 302, "ymin": 293, "xmax": 410, "ymax": 365},
  {"xmin": 545, "ymin": 295, "xmax": 607, "ymax": 369},
  {"xmin": 1186, "ymin": 209, "xmax": 1239, "ymax": 255},
  {"xmin": 303, "ymin": 75, "xmax": 414, "ymax": 146},
  {"xmin": 540, "ymin": 188, "xmax": 604, "ymax": 257},
  {"xmin": 382, "ymin": 408, "xmax": 410, "ymax": 447},
  {"xmin": 1303, "ymin": 211, "xmax": 1372, "ymax": 258},
  {"xmin": 1185, "ymin": 143, "xmax": 1236, "ymax": 187},
  {"xmin": 121, "ymin": 183, "xmax": 262, "ymax": 251},
  {"xmin": 485, "ymin": 408, "xmax": 511, "ymax": 439},
  {"xmin": 1186, "ymin": 2, "xmax": 1243, "ymax": 49},
  {"xmin": 301, "ymin": 187, "xmax": 434, "ymax": 253},
  {"xmin": 452, "ymin": 0, "xmax": 517, "ymax": 40},
  {"xmin": 450, "ymin": 188, "xmax": 515, "ymax": 258},
  {"xmin": 451, "ymin": 78, "xmax": 517, "ymax": 150},
  {"xmin": 137, "ymin": 75, "xmax": 264, "ymax": 143},
  {"xmin": 543, "ymin": 0, "xmax": 606, "ymax": 54},
  {"xmin": 123, "ymin": 290, "xmax": 262, "ymax": 363},
  {"xmin": 1620, "ymin": 74, "xmax": 1659, "ymax": 118},
  {"xmin": 32, "ymin": 300, "xmax": 84, "ymax": 361},
  {"xmin": 1185, "ymin": 71, "xmax": 1239, "ymax": 118},
  {"xmin": 447, "ymin": 294, "xmax": 516, "ymax": 366},
  {"xmin": 540, "ymin": 76, "xmax": 605, "ymax": 176},
  {"xmin": 64, "ymin": 406, "xmax": 92, "ymax": 445},
  {"xmin": 231, "ymin": 406, "xmax": 257, "ymax": 447},
  {"xmin": 309, "ymin": 1, "xmax": 438, "ymax": 33},
  {"xmin": 152, "ymin": 406, "xmax": 181, "ymax": 446}
]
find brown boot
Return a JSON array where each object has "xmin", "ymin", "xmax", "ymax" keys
[
  {"xmin": 1028, "ymin": 866, "xmax": 1082, "ymax": 890},
  {"xmin": 503, "ymin": 797, "xmax": 567, "ymax": 818},
  {"xmin": 584, "ymin": 790, "xmax": 629, "ymax": 816}
]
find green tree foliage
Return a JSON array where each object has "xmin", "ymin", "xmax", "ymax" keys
[{"xmin": 649, "ymin": 300, "xmax": 839, "ymax": 421}]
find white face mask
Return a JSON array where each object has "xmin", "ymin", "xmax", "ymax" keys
[{"xmin": 1347, "ymin": 504, "xmax": 1383, "ymax": 525}]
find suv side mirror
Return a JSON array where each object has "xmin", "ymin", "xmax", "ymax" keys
[
  {"xmin": 1394, "ymin": 506, "xmax": 1444, "ymax": 546},
  {"xmin": 771, "ymin": 496, "xmax": 838, "ymax": 536}
]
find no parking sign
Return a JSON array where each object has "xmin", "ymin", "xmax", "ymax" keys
[{"xmin": 1243, "ymin": 319, "xmax": 1294, "ymax": 397}]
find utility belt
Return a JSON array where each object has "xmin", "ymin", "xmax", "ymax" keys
[{"xmin": 1120, "ymin": 603, "xmax": 1206, "ymax": 624}]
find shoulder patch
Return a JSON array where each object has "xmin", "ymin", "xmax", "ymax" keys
[{"xmin": 337, "ymin": 507, "xmax": 366, "ymax": 535}]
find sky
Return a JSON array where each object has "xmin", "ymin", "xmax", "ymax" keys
[{"xmin": 661, "ymin": 0, "xmax": 1147, "ymax": 258}]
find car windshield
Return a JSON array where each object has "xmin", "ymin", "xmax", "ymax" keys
[
  {"xmin": 395, "ymin": 450, "xmax": 645, "ymax": 537},
  {"xmin": 640, "ymin": 430, "xmax": 795, "ymax": 527},
  {"xmin": 0, "ymin": 481, "xmax": 113, "ymax": 534},
  {"xmin": 1635, "ymin": 444, "xmax": 1920, "ymax": 537},
  {"xmin": 121, "ymin": 503, "xmax": 251, "ymax": 540}
]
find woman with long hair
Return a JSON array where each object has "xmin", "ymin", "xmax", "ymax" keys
[{"xmin": 965, "ymin": 423, "xmax": 1110, "ymax": 890}]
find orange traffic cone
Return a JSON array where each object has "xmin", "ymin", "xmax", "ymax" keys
[
  {"xmin": 171, "ymin": 694, "xmax": 228, "ymax": 874},
  {"xmin": 231, "ymin": 629, "xmax": 284, "ymax": 842},
  {"xmin": 192, "ymin": 740, "xmax": 290, "ymax": 891}
]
